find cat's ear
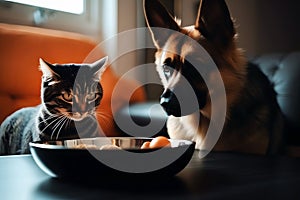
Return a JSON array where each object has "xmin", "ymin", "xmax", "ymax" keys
[
  {"xmin": 39, "ymin": 58, "xmax": 59, "ymax": 79},
  {"xmin": 90, "ymin": 56, "xmax": 109, "ymax": 82}
]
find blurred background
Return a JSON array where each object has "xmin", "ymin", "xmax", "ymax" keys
[{"xmin": 1, "ymin": 0, "xmax": 300, "ymax": 100}]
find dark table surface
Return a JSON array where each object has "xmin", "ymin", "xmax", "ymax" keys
[{"xmin": 1, "ymin": 151, "xmax": 300, "ymax": 200}]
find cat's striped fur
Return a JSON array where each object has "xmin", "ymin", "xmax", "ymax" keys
[{"xmin": 0, "ymin": 57, "xmax": 108, "ymax": 155}]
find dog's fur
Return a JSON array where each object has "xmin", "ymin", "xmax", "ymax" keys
[{"xmin": 144, "ymin": 0, "xmax": 284, "ymax": 154}]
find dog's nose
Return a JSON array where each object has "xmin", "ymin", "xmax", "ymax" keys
[
  {"xmin": 160, "ymin": 89, "xmax": 172, "ymax": 105},
  {"xmin": 160, "ymin": 89, "xmax": 181, "ymax": 117},
  {"xmin": 160, "ymin": 87, "xmax": 201, "ymax": 117}
]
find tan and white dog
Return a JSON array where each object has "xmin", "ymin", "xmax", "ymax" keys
[{"xmin": 144, "ymin": 0, "xmax": 284, "ymax": 154}]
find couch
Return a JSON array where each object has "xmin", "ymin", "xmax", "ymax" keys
[
  {"xmin": 251, "ymin": 52, "xmax": 300, "ymax": 153},
  {"xmin": 0, "ymin": 23, "xmax": 146, "ymax": 136},
  {"xmin": 115, "ymin": 52, "xmax": 300, "ymax": 156}
]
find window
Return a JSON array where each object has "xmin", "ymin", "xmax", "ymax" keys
[
  {"xmin": 4, "ymin": 0, "xmax": 84, "ymax": 15},
  {"xmin": 0, "ymin": 0, "xmax": 103, "ymax": 41}
]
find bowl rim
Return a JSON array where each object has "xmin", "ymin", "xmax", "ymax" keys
[{"xmin": 29, "ymin": 137, "xmax": 195, "ymax": 150}]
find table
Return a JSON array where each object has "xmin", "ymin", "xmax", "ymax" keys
[{"xmin": 1, "ymin": 151, "xmax": 300, "ymax": 200}]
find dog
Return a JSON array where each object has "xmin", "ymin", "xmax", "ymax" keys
[{"xmin": 144, "ymin": 0, "xmax": 284, "ymax": 154}]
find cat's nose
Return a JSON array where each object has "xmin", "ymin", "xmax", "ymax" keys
[
  {"xmin": 72, "ymin": 112, "xmax": 88, "ymax": 121},
  {"xmin": 80, "ymin": 104, "xmax": 86, "ymax": 112},
  {"xmin": 73, "ymin": 112, "xmax": 81, "ymax": 118}
]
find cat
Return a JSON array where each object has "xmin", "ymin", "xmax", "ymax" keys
[{"xmin": 0, "ymin": 56, "xmax": 108, "ymax": 155}]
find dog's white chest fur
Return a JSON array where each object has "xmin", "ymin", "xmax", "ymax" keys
[{"xmin": 167, "ymin": 113, "xmax": 203, "ymax": 149}]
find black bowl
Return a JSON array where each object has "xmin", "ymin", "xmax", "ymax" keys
[{"xmin": 30, "ymin": 137, "xmax": 195, "ymax": 179}]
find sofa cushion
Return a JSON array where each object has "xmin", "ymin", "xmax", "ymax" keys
[{"xmin": 250, "ymin": 52, "xmax": 300, "ymax": 145}]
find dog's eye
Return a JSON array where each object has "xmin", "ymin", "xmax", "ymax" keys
[{"xmin": 163, "ymin": 64, "xmax": 173, "ymax": 78}]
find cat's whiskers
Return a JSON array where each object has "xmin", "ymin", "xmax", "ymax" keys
[
  {"xmin": 95, "ymin": 110, "xmax": 112, "ymax": 125},
  {"xmin": 55, "ymin": 117, "xmax": 70, "ymax": 140},
  {"xmin": 51, "ymin": 116, "xmax": 67, "ymax": 140},
  {"xmin": 37, "ymin": 111, "xmax": 61, "ymax": 126},
  {"xmin": 66, "ymin": 117, "xmax": 72, "ymax": 129},
  {"xmin": 39, "ymin": 115, "xmax": 65, "ymax": 136},
  {"xmin": 95, "ymin": 110, "xmax": 108, "ymax": 117}
]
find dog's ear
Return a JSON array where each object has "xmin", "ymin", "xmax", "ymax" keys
[
  {"xmin": 144, "ymin": 0, "xmax": 180, "ymax": 49},
  {"xmin": 195, "ymin": 0, "xmax": 235, "ymax": 47}
]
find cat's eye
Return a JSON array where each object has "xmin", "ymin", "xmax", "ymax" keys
[
  {"xmin": 62, "ymin": 92, "xmax": 73, "ymax": 102},
  {"xmin": 86, "ymin": 93, "xmax": 99, "ymax": 102}
]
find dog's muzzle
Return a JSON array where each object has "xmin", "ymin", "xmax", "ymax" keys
[
  {"xmin": 160, "ymin": 89, "xmax": 181, "ymax": 117},
  {"xmin": 160, "ymin": 88, "xmax": 201, "ymax": 117}
]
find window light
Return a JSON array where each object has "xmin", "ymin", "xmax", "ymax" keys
[{"xmin": 5, "ymin": 0, "xmax": 85, "ymax": 15}]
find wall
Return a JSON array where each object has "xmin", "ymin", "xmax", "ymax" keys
[
  {"xmin": 228, "ymin": 0, "xmax": 300, "ymax": 57},
  {"xmin": 176, "ymin": 0, "xmax": 300, "ymax": 57}
]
